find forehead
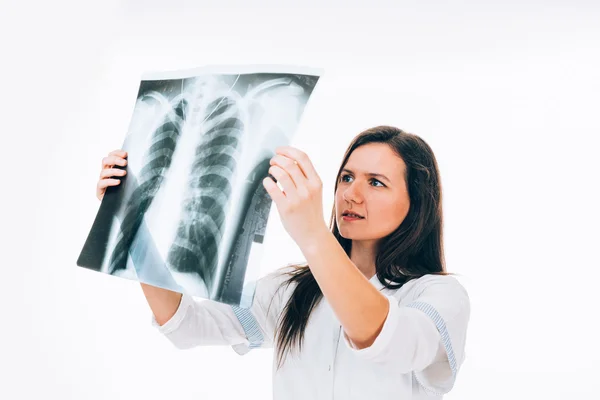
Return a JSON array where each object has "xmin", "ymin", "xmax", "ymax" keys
[{"xmin": 344, "ymin": 142, "xmax": 407, "ymax": 179}]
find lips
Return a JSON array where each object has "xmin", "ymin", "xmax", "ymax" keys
[{"xmin": 342, "ymin": 209, "xmax": 364, "ymax": 219}]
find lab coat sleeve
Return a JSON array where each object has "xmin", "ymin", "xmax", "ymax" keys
[
  {"xmin": 342, "ymin": 275, "xmax": 470, "ymax": 395},
  {"xmin": 151, "ymin": 267, "xmax": 293, "ymax": 355}
]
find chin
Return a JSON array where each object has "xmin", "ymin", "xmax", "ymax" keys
[
  {"xmin": 338, "ymin": 227, "xmax": 369, "ymax": 241},
  {"xmin": 336, "ymin": 225, "xmax": 353, "ymax": 239}
]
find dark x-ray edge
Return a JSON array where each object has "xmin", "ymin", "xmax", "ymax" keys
[
  {"xmin": 212, "ymin": 157, "xmax": 273, "ymax": 306},
  {"xmin": 76, "ymin": 166, "xmax": 184, "ymax": 294}
]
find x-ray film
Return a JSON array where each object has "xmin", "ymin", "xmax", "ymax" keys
[{"xmin": 76, "ymin": 65, "xmax": 322, "ymax": 308}]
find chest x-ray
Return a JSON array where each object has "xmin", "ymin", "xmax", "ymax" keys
[{"xmin": 77, "ymin": 65, "xmax": 321, "ymax": 308}]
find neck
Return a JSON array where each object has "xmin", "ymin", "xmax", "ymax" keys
[{"xmin": 349, "ymin": 240, "xmax": 378, "ymax": 279}]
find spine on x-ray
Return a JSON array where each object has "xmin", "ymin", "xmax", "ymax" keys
[
  {"xmin": 166, "ymin": 93, "xmax": 244, "ymax": 293},
  {"xmin": 108, "ymin": 96, "xmax": 187, "ymax": 274}
]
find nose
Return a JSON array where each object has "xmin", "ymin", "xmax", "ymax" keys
[{"xmin": 343, "ymin": 182, "xmax": 363, "ymax": 204}]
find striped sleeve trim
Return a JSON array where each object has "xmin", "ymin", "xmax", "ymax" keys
[
  {"xmin": 231, "ymin": 305, "xmax": 264, "ymax": 349},
  {"xmin": 406, "ymin": 301, "xmax": 457, "ymax": 395}
]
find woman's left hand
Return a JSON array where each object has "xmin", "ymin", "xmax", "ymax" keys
[{"xmin": 263, "ymin": 146, "xmax": 328, "ymax": 250}]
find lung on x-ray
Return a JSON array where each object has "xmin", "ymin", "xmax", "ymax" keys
[{"xmin": 76, "ymin": 65, "xmax": 322, "ymax": 308}]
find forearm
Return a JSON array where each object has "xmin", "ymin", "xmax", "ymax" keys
[
  {"xmin": 299, "ymin": 228, "xmax": 390, "ymax": 349},
  {"xmin": 146, "ymin": 280, "xmax": 275, "ymax": 350},
  {"xmin": 140, "ymin": 282, "xmax": 183, "ymax": 326}
]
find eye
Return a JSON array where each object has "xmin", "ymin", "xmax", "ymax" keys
[
  {"xmin": 340, "ymin": 174, "xmax": 353, "ymax": 183},
  {"xmin": 370, "ymin": 179, "xmax": 385, "ymax": 187}
]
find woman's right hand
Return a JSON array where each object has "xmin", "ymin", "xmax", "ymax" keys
[{"xmin": 97, "ymin": 149, "xmax": 128, "ymax": 201}]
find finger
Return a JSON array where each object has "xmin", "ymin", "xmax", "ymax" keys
[
  {"xmin": 97, "ymin": 178, "xmax": 122, "ymax": 191},
  {"xmin": 270, "ymin": 154, "xmax": 307, "ymax": 188},
  {"xmin": 269, "ymin": 165, "xmax": 296, "ymax": 198},
  {"xmin": 102, "ymin": 155, "xmax": 128, "ymax": 169},
  {"xmin": 100, "ymin": 168, "xmax": 127, "ymax": 179},
  {"xmin": 108, "ymin": 149, "xmax": 128, "ymax": 158},
  {"xmin": 263, "ymin": 176, "xmax": 285, "ymax": 205},
  {"xmin": 275, "ymin": 146, "xmax": 320, "ymax": 184}
]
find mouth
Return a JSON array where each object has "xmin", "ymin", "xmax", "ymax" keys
[{"xmin": 341, "ymin": 210, "xmax": 364, "ymax": 219}]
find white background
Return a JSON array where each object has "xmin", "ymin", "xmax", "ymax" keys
[{"xmin": 1, "ymin": 0, "xmax": 599, "ymax": 399}]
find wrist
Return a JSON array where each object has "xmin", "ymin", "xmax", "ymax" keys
[{"xmin": 299, "ymin": 224, "xmax": 331, "ymax": 257}]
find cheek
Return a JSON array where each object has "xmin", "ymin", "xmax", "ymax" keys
[
  {"xmin": 374, "ymin": 196, "xmax": 409, "ymax": 224},
  {"xmin": 395, "ymin": 197, "xmax": 410, "ymax": 219},
  {"xmin": 334, "ymin": 191, "xmax": 343, "ymax": 207},
  {"xmin": 334, "ymin": 191, "xmax": 344, "ymax": 214}
]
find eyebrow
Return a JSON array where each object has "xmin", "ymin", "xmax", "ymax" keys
[{"xmin": 341, "ymin": 168, "xmax": 391, "ymax": 183}]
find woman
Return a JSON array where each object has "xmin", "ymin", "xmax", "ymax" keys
[{"xmin": 96, "ymin": 125, "xmax": 470, "ymax": 399}]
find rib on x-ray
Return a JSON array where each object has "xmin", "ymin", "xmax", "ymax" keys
[
  {"xmin": 108, "ymin": 97, "xmax": 188, "ymax": 276},
  {"xmin": 77, "ymin": 66, "xmax": 321, "ymax": 307}
]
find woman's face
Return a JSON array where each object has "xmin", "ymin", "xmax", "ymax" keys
[{"xmin": 335, "ymin": 142, "xmax": 410, "ymax": 243}]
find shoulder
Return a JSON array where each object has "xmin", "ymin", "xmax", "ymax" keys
[
  {"xmin": 251, "ymin": 264, "xmax": 300, "ymax": 307},
  {"xmin": 403, "ymin": 273, "xmax": 470, "ymax": 322},
  {"xmin": 408, "ymin": 273, "xmax": 469, "ymax": 297},
  {"xmin": 258, "ymin": 264, "xmax": 299, "ymax": 290}
]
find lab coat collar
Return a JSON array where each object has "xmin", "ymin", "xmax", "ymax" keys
[{"xmin": 368, "ymin": 273, "xmax": 386, "ymax": 291}]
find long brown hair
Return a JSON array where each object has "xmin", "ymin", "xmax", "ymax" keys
[{"xmin": 273, "ymin": 125, "xmax": 448, "ymax": 369}]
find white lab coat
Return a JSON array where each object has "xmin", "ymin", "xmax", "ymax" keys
[{"xmin": 152, "ymin": 267, "xmax": 470, "ymax": 399}]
